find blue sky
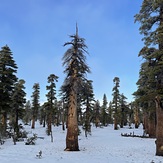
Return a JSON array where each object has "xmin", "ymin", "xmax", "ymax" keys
[{"xmin": 0, "ymin": 0, "xmax": 143, "ymax": 104}]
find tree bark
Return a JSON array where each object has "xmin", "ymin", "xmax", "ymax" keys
[
  {"xmin": 65, "ymin": 88, "xmax": 79, "ymax": 151},
  {"xmin": 148, "ymin": 111, "xmax": 156, "ymax": 138},
  {"xmin": 31, "ymin": 116, "xmax": 35, "ymax": 129},
  {"xmin": 155, "ymin": 96, "xmax": 163, "ymax": 156},
  {"xmin": 2, "ymin": 112, "xmax": 7, "ymax": 136},
  {"xmin": 62, "ymin": 110, "xmax": 65, "ymax": 131},
  {"xmin": 143, "ymin": 112, "xmax": 149, "ymax": 134},
  {"xmin": 114, "ymin": 115, "xmax": 118, "ymax": 130},
  {"xmin": 15, "ymin": 109, "xmax": 19, "ymax": 137},
  {"xmin": 47, "ymin": 113, "xmax": 52, "ymax": 136}
]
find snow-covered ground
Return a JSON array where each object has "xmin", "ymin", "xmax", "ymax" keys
[{"xmin": 0, "ymin": 123, "xmax": 162, "ymax": 163}]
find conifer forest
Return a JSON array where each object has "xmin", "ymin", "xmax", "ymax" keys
[{"xmin": 1, "ymin": 0, "xmax": 163, "ymax": 162}]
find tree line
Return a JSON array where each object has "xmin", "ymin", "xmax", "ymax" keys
[
  {"xmin": 1, "ymin": 0, "xmax": 163, "ymax": 157},
  {"xmin": 0, "ymin": 28, "xmax": 140, "ymax": 151},
  {"xmin": 133, "ymin": 0, "xmax": 163, "ymax": 156}
]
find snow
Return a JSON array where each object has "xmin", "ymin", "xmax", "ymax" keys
[{"xmin": 0, "ymin": 123, "xmax": 162, "ymax": 163}]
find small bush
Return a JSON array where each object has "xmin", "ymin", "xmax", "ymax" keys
[{"xmin": 25, "ymin": 134, "xmax": 37, "ymax": 145}]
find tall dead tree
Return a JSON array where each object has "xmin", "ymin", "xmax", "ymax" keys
[{"xmin": 61, "ymin": 24, "xmax": 90, "ymax": 151}]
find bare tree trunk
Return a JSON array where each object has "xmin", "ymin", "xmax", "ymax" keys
[
  {"xmin": 148, "ymin": 111, "xmax": 156, "ymax": 138},
  {"xmin": 31, "ymin": 116, "xmax": 35, "ymax": 129},
  {"xmin": 114, "ymin": 120, "xmax": 118, "ymax": 130},
  {"xmin": 114, "ymin": 114, "xmax": 118, "ymax": 130},
  {"xmin": 143, "ymin": 112, "xmax": 149, "ymax": 135},
  {"xmin": 155, "ymin": 96, "xmax": 163, "ymax": 156},
  {"xmin": 15, "ymin": 109, "xmax": 19, "ymax": 137},
  {"xmin": 114, "ymin": 101, "xmax": 118, "ymax": 130},
  {"xmin": 2, "ymin": 112, "xmax": 7, "ymax": 136},
  {"xmin": 65, "ymin": 88, "xmax": 79, "ymax": 151},
  {"xmin": 47, "ymin": 113, "xmax": 52, "ymax": 136},
  {"xmin": 62, "ymin": 110, "xmax": 65, "ymax": 131},
  {"xmin": 62, "ymin": 120, "xmax": 65, "ymax": 131},
  {"xmin": 134, "ymin": 107, "xmax": 139, "ymax": 128},
  {"xmin": 43, "ymin": 115, "xmax": 46, "ymax": 127},
  {"xmin": 50, "ymin": 131, "xmax": 53, "ymax": 142}
]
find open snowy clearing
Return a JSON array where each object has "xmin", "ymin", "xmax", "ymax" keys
[{"xmin": 0, "ymin": 123, "xmax": 162, "ymax": 163}]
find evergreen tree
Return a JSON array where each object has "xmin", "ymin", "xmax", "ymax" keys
[
  {"xmin": 134, "ymin": 0, "xmax": 163, "ymax": 155},
  {"xmin": 56, "ymin": 100, "xmax": 64, "ymax": 128},
  {"xmin": 128, "ymin": 102, "xmax": 134, "ymax": 127},
  {"xmin": 82, "ymin": 80, "xmax": 95, "ymax": 137},
  {"xmin": 100, "ymin": 94, "xmax": 108, "ymax": 126},
  {"xmin": 94, "ymin": 100, "xmax": 101, "ymax": 128},
  {"xmin": 119, "ymin": 93, "xmax": 128, "ymax": 128},
  {"xmin": 108, "ymin": 101, "xmax": 113, "ymax": 124},
  {"xmin": 61, "ymin": 25, "xmax": 90, "ymax": 151},
  {"xmin": 31, "ymin": 83, "xmax": 40, "ymax": 129},
  {"xmin": 46, "ymin": 74, "xmax": 58, "ymax": 136},
  {"xmin": 112, "ymin": 77, "xmax": 120, "ymax": 130},
  {"xmin": 53, "ymin": 99, "xmax": 59, "ymax": 126},
  {"xmin": 23, "ymin": 100, "xmax": 32, "ymax": 125},
  {"xmin": 0, "ymin": 45, "xmax": 18, "ymax": 135},
  {"xmin": 133, "ymin": 57, "xmax": 156, "ymax": 135},
  {"xmin": 41, "ymin": 102, "xmax": 47, "ymax": 127},
  {"xmin": 11, "ymin": 79, "xmax": 26, "ymax": 137}
]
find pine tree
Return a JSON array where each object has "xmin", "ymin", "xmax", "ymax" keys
[
  {"xmin": 31, "ymin": 83, "xmax": 40, "ymax": 129},
  {"xmin": 0, "ymin": 45, "xmax": 18, "ymax": 135},
  {"xmin": 41, "ymin": 102, "xmax": 47, "ymax": 127},
  {"xmin": 82, "ymin": 80, "xmax": 95, "ymax": 137},
  {"xmin": 112, "ymin": 77, "xmax": 120, "ymax": 130},
  {"xmin": 108, "ymin": 101, "xmax": 113, "ymax": 124},
  {"xmin": 134, "ymin": 0, "xmax": 163, "ymax": 155},
  {"xmin": 134, "ymin": 54, "xmax": 156, "ymax": 135},
  {"xmin": 94, "ymin": 100, "xmax": 101, "ymax": 128},
  {"xmin": 56, "ymin": 100, "xmax": 65, "ymax": 129},
  {"xmin": 23, "ymin": 100, "xmax": 32, "ymax": 125},
  {"xmin": 61, "ymin": 25, "xmax": 90, "ymax": 151},
  {"xmin": 101, "ymin": 94, "xmax": 108, "ymax": 126},
  {"xmin": 53, "ymin": 99, "xmax": 60, "ymax": 126},
  {"xmin": 11, "ymin": 79, "xmax": 26, "ymax": 137},
  {"xmin": 46, "ymin": 74, "xmax": 58, "ymax": 136},
  {"xmin": 119, "ymin": 93, "xmax": 128, "ymax": 128},
  {"xmin": 133, "ymin": 57, "xmax": 155, "ymax": 134}
]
